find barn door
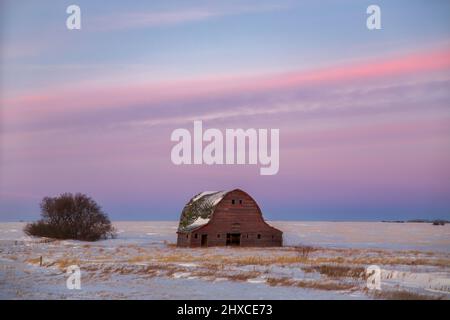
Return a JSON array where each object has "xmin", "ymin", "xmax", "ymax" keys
[
  {"xmin": 226, "ymin": 233, "xmax": 241, "ymax": 246},
  {"xmin": 201, "ymin": 234, "xmax": 208, "ymax": 247}
]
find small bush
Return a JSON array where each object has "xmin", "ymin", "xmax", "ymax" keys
[
  {"xmin": 24, "ymin": 193, "xmax": 116, "ymax": 241},
  {"xmin": 294, "ymin": 245, "xmax": 316, "ymax": 259}
]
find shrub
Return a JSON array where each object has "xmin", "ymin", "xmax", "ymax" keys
[
  {"xmin": 294, "ymin": 245, "xmax": 315, "ymax": 259},
  {"xmin": 24, "ymin": 193, "xmax": 116, "ymax": 241}
]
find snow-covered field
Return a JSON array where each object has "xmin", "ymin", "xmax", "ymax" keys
[{"xmin": 0, "ymin": 221, "xmax": 449, "ymax": 299}]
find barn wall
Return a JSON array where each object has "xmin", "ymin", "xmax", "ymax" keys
[
  {"xmin": 176, "ymin": 232, "xmax": 190, "ymax": 247},
  {"xmin": 183, "ymin": 190, "xmax": 282, "ymax": 247}
]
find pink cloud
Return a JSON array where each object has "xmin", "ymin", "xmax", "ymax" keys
[{"xmin": 2, "ymin": 46, "xmax": 450, "ymax": 127}]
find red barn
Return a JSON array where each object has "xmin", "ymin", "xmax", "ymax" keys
[{"xmin": 177, "ymin": 189, "xmax": 282, "ymax": 247}]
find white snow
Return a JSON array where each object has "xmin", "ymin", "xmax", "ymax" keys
[
  {"xmin": 189, "ymin": 217, "xmax": 210, "ymax": 229},
  {"xmin": 0, "ymin": 221, "xmax": 449, "ymax": 300},
  {"xmin": 191, "ymin": 191, "xmax": 217, "ymax": 202},
  {"xmin": 177, "ymin": 263, "xmax": 199, "ymax": 268}
]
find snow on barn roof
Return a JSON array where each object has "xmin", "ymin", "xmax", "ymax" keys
[{"xmin": 178, "ymin": 190, "xmax": 228, "ymax": 232}]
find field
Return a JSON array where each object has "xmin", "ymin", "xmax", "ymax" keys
[{"xmin": 0, "ymin": 221, "xmax": 449, "ymax": 299}]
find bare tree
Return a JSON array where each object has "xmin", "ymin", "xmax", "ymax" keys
[{"xmin": 24, "ymin": 193, "xmax": 116, "ymax": 241}]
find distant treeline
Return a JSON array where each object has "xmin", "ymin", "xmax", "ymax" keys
[{"xmin": 381, "ymin": 219, "xmax": 449, "ymax": 225}]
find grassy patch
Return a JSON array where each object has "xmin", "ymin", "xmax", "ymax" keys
[
  {"xmin": 266, "ymin": 277, "xmax": 355, "ymax": 291},
  {"xmin": 293, "ymin": 245, "xmax": 317, "ymax": 259},
  {"xmin": 370, "ymin": 290, "xmax": 440, "ymax": 300},
  {"xmin": 228, "ymin": 255, "xmax": 307, "ymax": 266},
  {"xmin": 25, "ymin": 257, "xmax": 42, "ymax": 265},
  {"xmin": 227, "ymin": 271, "xmax": 261, "ymax": 282},
  {"xmin": 303, "ymin": 265, "xmax": 365, "ymax": 279},
  {"xmin": 55, "ymin": 258, "xmax": 80, "ymax": 269}
]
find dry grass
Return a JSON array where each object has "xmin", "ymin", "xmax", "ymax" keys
[
  {"xmin": 370, "ymin": 290, "xmax": 440, "ymax": 300},
  {"xmin": 115, "ymin": 265, "xmax": 158, "ymax": 276},
  {"xmin": 127, "ymin": 255, "xmax": 152, "ymax": 263},
  {"xmin": 154, "ymin": 253, "xmax": 200, "ymax": 263},
  {"xmin": 125, "ymin": 251, "xmax": 309, "ymax": 266},
  {"xmin": 135, "ymin": 247, "xmax": 148, "ymax": 254},
  {"xmin": 189, "ymin": 269, "xmax": 263, "ymax": 282},
  {"xmin": 106, "ymin": 248, "xmax": 449, "ymax": 271},
  {"xmin": 164, "ymin": 242, "xmax": 177, "ymax": 248},
  {"xmin": 308, "ymin": 256, "xmax": 346, "ymax": 264},
  {"xmin": 115, "ymin": 246, "xmax": 448, "ymax": 269},
  {"xmin": 266, "ymin": 277, "xmax": 355, "ymax": 291},
  {"xmin": 90, "ymin": 263, "xmax": 162, "ymax": 277},
  {"xmin": 191, "ymin": 270, "xmax": 218, "ymax": 278},
  {"xmin": 349, "ymin": 257, "xmax": 450, "ymax": 267},
  {"xmin": 166, "ymin": 266, "xmax": 186, "ymax": 277},
  {"xmin": 55, "ymin": 257, "xmax": 80, "ymax": 269},
  {"xmin": 82, "ymin": 264, "xmax": 101, "ymax": 272},
  {"xmin": 25, "ymin": 257, "xmax": 42, "ymax": 265},
  {"xmin": 202, "ymin": 262, "xmax": 225, "ymax": 271},
  {"xmin": 227, "ymin": 255, "xmax": 307, "ymax": 266},
  {"xmin": 303, "ymin": 265, "xmax": 365, "ymax": 279},
  {"xmin": 303, "ymin": 256, "xmax": 450, "ymax": 268},
  {"xmin": 293, "ymin": 245, "xmax": 317, "ymax": 259},
  {"xmin": 227, "ymin": 271, "xmax": 261, "ymax": 282},
  {"xmin": 266, "ymin": 277, "xmax": 295, "ymax": 286},
  {"xmin": 296, "ymin": 280, "xmax": 355, "ymax": 291}
]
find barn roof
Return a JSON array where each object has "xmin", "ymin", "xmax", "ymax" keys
[{"xmin": 178, "ymin": 190, "xmax": 228, "ymax": 232}]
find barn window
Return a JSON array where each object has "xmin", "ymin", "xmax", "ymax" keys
[
  {"xmin": 186, "ymin": 234, "xmax": 188, "ymax": 239},
  {"xmin": 239, "ymin": 199, "xmax": 243, "ymax": 205},
  {"xmin": 246, "ymin": 234, "xmax": 249, "ymax": 238},
  {"xmin": 194, "ymin": 233, "xmax": 198, "ymax": 239},
  {"xmin": 257, "ymin": 234, "xmax": 261, "ymax": 239},
  {"xmin": 231, "ymin": 199, "xmax": 235, "ymax": 204},
  {"xmin": 217, "ymin": 234, "xmax": 220, "ymax": 238}
]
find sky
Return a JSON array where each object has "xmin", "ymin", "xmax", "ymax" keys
[{"xmin": 1, "ymin": 0, "xmax": 450, "ymax": 221}]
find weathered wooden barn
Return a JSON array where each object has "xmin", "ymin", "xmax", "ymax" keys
[{"xmin": 177, "ymin": 189, "xmax": 282, "ymax": 247}]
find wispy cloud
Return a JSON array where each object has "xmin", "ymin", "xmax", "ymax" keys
[
  {"xmin": 3, "ymin": 46, "xmax": 450, "ymax": 130},
  {"xmin": 91, "ymin": 3, "xmax": 289, "ymax": 31}
]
